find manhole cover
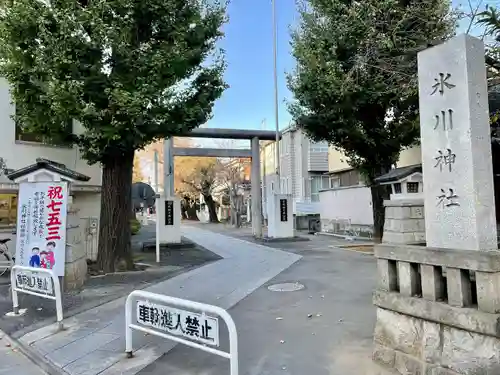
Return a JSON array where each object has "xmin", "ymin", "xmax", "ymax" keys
[{"xmin": 267, "ymin": 282, "xmax": 305, "ymax": 292}]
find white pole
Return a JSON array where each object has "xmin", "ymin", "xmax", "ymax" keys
[
  {"xmin": 154, "ymin": 150, "xmax": 159, "ymax": 194},
  {"xmin": 260, "ymin": 120, "xmax": 267, "ymax": 221},
  {"xmin": 272, "ymin": 0, "xmax": 280, "ymax": 191},
  {"xmin": 154, "ymin": 150, "xmax": 160, "ymax": 263},
  {"xmin": 155, "ymin": 195, "xmax": 160, "ymax": 263}
]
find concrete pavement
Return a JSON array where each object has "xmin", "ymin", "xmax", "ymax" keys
[
  {"xmin": 17, "ymin": 225, "xmax": 301, "ymax": 375},
  {"xmin": 0, "ymin": 329, "xmax": 46, "ymax": 375},
  {"xmin": 141, "ymin": 225, "xmax": 377, "ymax": 375}
]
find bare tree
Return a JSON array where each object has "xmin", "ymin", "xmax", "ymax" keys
[
  {"xmin": 180, "ymin": 157, "xmax": 220, "ymax": 223},
  {"xmin": 456, "ymin": 1, "xmax": 500, "ymax": 72},
  {"xmin": 216, "ymin": 158, "xmax": 250, "ymax": 226}
]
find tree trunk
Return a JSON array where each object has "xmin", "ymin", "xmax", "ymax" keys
[
  {"xmin": 369, "ymin": 166, "xmax": 391, "ymax": 243},
  {"xmin": 370, "ymin": 184, "xmax": 387, "ymax": 243},
  {"xmin": 203, "ymin": 194, "xmax": 219, "ymax": 223},
  {"xmin": 97, "ymin": 151, "xmax": 135, "ymax": 273},
  {"xmin": 180, "ymin": 200, "xmax": 188, "ymax": 220},
  {"xmin": 186, "ymin": 205, "xmax": 199, "ymax": 220}
]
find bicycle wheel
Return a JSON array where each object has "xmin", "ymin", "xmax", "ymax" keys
[{"xmin": 0, "ymin": 251, "xmax": 12, "ymax": 277}]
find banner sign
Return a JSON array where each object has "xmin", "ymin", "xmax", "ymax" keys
[{"xmin": 15, "ymin": 182, "xmax": 68, "ymax": 277}]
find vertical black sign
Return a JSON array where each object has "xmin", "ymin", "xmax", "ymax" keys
[
  {"xmin": 280, "ymin": 199, "xmax": 288, "ymax": 222},
  {"xmin": 165, "ymin": 200, "xmax": 174, "ymax": 226}
]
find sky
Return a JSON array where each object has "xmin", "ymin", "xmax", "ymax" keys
[
  {"xmin": 204, "ymin": 0, "xmax": 299, "ymax": 132},
  {"xmin": 141, "ymin": 0, "xmax": 495, "ymax": 179},
  {"xmin": 204, "ymin": 0, "xmax": 484, "ymax": 133}
]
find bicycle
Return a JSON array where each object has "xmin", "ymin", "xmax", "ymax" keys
[{"xmin": 0, "ymin": 238, "xmax": 14, "ymax": 277}]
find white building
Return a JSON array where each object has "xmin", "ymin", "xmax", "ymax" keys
[
  {"xmin": 319, "ymin": 146, "xmax": 422, "ymax": 237},
  {"xmin": 261, "ymin": 124, "xmax": 329, "ymax": 222},
  {"xmin": 0, "ymin": 78, "xmax": 102, "ymax": 261}
]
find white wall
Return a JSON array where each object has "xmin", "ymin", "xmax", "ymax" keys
[
  {"xmin": 319, "ymin": 186, "xmax": 373, "ymax": 226},
  {"xmin": 0, "ymin": 78, "xmax": 102, "ymax": 185},
  {"xmin": 73, "ymin": 192, "xmax": 101, "ymax": 261}
]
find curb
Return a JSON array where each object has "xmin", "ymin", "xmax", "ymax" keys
[
  {"xmin": 328, "ymin": 245, "xmax": 374, "ymax": 256},
  {"xmin": 9, "ymin": 259, "xmax": 217, "ymax": 340},
  {"xmin": 1, "ymin": 329, "xmax": 67, "ymax": 375}
]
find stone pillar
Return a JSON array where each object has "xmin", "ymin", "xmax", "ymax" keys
[
  {"xmin": 267, "ymin": 194, "xmax": 294, "ymax": 238},
  {"xmin": 64, "ymin": 197, "xmax": 87, "ymax": 290},
  {"xmin": 419, "ymin": 35, "xmax": 497, "ymax": 251},
  {"xmin": 157, "ymin": 196, "xmax": 181, "ymax": 244},
  {"xmin": 372, "ymin": 34, "xmax": 500, "ymax": 375},
  {"xmin": 251, "ymin": 137, "xmax": 262, "ymax": 237},
  {"xmin": 382, "ymin": 199, "xmax": 425, "ymax": 244}
]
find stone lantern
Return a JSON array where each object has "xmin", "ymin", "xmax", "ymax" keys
[{"xmin": 375, "ymin": 164, "xmax": 425, "ymax": 244}]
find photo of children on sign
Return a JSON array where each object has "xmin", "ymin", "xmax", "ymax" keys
[
  {"xmin": 16, "ymin": 182, "xmax": 68, "ymax": 277},
  {"xmin": 29, "ymin": 242, "xmax": 57, "ymax": 269}
]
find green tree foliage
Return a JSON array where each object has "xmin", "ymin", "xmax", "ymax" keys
[
  {"xmin": 288, "ymin": 0, "xmax": 455, "ymax": 241},
  {"xmin": 0, "ymin": 0, "xmax": 228, "ymax": 271}
]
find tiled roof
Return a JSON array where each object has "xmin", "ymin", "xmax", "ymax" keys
[
  {"xmin": 7, "ymin": 158, "xmax": 91, "ymax": 182},
  {"xmin": 375, "ymin": 164, "xmax": 422, "ymax": 184}
]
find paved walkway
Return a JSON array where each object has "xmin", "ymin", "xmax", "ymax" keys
[
  {"xmin": 0, "ymin": 329, "xmax": 46, "ymax": 375},
  {"xmin": 140, "ymin": 227, "xmax": 378, "ymax": 375},
  {"xmin": 18, "ymin": 226, "xmax": 301, "ymax": 375}
]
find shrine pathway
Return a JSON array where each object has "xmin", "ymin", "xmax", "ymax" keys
[
  {"xmin": 0, "ymin": 329, "xmax": 47, "ymax": 375},
  {"xmin": 17, "ymin": 225, "xmax": 302, "ymax": 375},
  {"xmin": 140, "ymin": 224, "xmax": 378, "ymax": 375}
]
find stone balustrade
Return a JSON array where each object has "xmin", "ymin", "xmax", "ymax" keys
[
  {"xmin": 373, "ymin": 243, "xmax": 500, "ymax": 375},
  {"xmin": 376, "ymin": 243, "xmax": 500, "ymax": 313}
]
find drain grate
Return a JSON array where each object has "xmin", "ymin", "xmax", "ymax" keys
[{"xmin": 267, "ymin": 282, "xmax": 305, "ymax": 292}]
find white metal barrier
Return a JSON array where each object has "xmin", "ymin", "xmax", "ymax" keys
[
  {"xmin": 10, "ymin": 265, "xmax": 63, "ymax": 330},
  {"xmin": 125, "ymin": 290, "xmax": 238, "ymax": 375}
]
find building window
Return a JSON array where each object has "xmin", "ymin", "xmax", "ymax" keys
[
  {"xmin": 393, "ymin": 183, "xmax": 402, "ymax": 194},
  {"xmin": 330, "ymin": 176, "xmax": 340, "ymax": 189},
  {"xmin": 328, "ymin": 169, "xmax": 361, "ymax": 188},
  {"xmin": 310, "ymin": 175, "xmax": 329, "ymax": 202},
  {"xmin": 310, "ymin": 141, "xmax": 329, "ymax": 153},
  {"xmin": 15, "ymin": 106, "xmax": 73, "ymax": 146},
  {"xmin": 407, "ymin": 182, "xmax": 419, "ymax": 193},
  {"xmin": 339, "ymin": 169, "xmax": 360, "ymax": 187},
  {"xmin": 0, "ymin": 194, "xmax": 17, "ymax": 227}
]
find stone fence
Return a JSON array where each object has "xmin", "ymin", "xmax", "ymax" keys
[{"xmin": 373, "ymin": 243, "xmax": 500, "ymax": 374}]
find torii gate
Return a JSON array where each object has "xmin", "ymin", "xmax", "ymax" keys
[{"xmin": 163, "ymin": 128, "xmax": 281, "ymax": 238}]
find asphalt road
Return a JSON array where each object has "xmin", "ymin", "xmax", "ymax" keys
[{"xmin": 139, "ymin": 234, "xmax": 377, "ymax": 375}]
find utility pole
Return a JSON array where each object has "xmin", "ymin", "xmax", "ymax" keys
[{"xmin": 272, "ymin": 0, "xmax": 280, "ymax": 191}]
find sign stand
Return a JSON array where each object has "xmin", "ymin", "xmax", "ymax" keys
[
  {"xmin": 10, "ymin": 170, "xmax": 71, "ymax": 326},
  {"xmin": 11, "ymin": 265, "xmax": 64, "ymax": 331},
  {"xmin": 125, "ymin": 290, "xmax": 238, "ymax": 375}
]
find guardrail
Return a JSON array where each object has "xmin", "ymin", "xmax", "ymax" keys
[
  {"xmin": 10, "ymin": 265, "xmax": 63, "ymax": 330},
  {"xmin": 125, "ymin": 290, "xmax": 238, "ymax": 375}
]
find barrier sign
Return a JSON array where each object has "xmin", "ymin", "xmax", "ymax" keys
[
  {"xmin": 10, "ymin": 265, "xmax": 63, "ymax": 329},
  {"xmin": 136, "ymin": 300, "xmax": 219, "ymax": 346},
  {"xmin": 126, "ymin": 291, "xmax": 238, "ymax": 375},
  {"xmin": 15, "ymin": 270, "xmax": 54, "ymax": 295}
]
